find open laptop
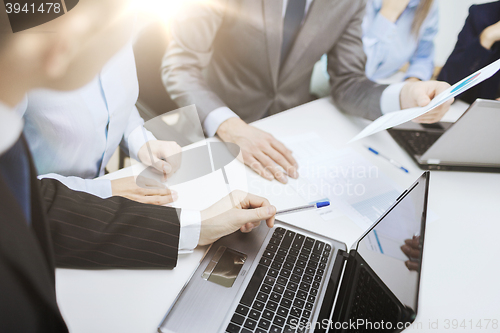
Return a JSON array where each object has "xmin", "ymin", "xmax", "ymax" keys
[
  {"xmin": 388, "ymin": 99, "xmax": 500, "ymax": 173},
  {"xmin": 159, "ymin": 172, "xmax": 430, "ymax": 333}
]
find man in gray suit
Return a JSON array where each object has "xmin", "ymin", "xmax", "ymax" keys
[{"xmin": 162, "ymin": 0, "xmax": 452, "ymax": 184}]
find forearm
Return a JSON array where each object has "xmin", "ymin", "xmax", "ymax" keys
[
  {"xmin": 161, "ymin": 0, "xmax": 229, "ymax": 125},
  {"xmin": 329, "ymin": 0, "xmax": 387, "ymax": 120},
  {"xmin": 38, "ymin": 173, "xmax": 112, "ymax": 199},
  {"xmin": 39, "ymin": 178, "xmax": 181, "ymax": 269}
]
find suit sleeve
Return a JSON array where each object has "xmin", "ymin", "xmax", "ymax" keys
[
  {"xmin": 437, "ymin": 5, "xmax": 493, "ymax": 85},
  {"xmin": 161, "ymin": 0, "xmax": 229, "ymax": 125},
  {"xmin": 328, "ymin": 0, "xmax": 388, "ymax": 120},
  {"xmin": 39, "ymin": 178, "xmax": 181, "ymax": 269}
]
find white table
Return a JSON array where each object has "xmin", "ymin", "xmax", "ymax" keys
[{"xmin": 56, "ymin": 98, "xmax": 500, "ymax": 332}]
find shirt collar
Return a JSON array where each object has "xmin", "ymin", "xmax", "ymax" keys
[
  {"xmin": 373, "ymin": 0, "xmax": 420, "ymax": 10},
  {"xmin": 0, "ymin": 100, "xmax": 24, "ymax": 156}
]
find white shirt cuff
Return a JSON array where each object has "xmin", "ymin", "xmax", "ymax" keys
[
  {"xmin": 37, "ymin": 173, "xmax": 113, "ymax": 198},
  {"xmin": 380, "ymin": 82, "xmax": 406, "ymax": 114},
  {"xmin": 127, "ymin": 126, "xmax": 157, "ymax": 162},
  {"xmin": 203, "ymin": 107, "xmax": 240, "ymax": 137},
  {"xmin": 178, "ymin": 209, "xmax": 201, "ymax": 254}
]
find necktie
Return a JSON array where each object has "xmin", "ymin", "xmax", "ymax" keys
[
  {"xmin": 0, "ymin": 137, "xmax": 31, "ymax": 225},
  {"xmin": 281, "ymin": 0, "xmax": 306, "ymax": 66}
]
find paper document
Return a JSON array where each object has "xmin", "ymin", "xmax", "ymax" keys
[
  {"xmin": 281, "ymin": 133, "xmax": 401, "ymax": 230},
  {"xmin": 349, "ymin": 58, "xmax": 500, "ymax": 142}
]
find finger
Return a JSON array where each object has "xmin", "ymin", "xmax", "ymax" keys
[
  {"xmin": 240, "ymin": 221, "xmax": 261, "ymax": 233},
  {"xmin": 405, "ymin": 237, "xmax": 420, "ymax": 249},
  {"xmin": 416, "ymin": 90, "xmax": 432, "ymax": 107},
  {"xmin": 237, "ymin": 204, "xmax": 276, "ymax": 228},
  {"xmin": 239, "ymin": 193, "xmax": 276, "ymax": 228},
  {"xmin": 152, "ymin": 160, "xmax": 173, "ymax": 181},
  {"xmin": 136, "ymin": 182, "xmax": 176, "ymax": 197},
  {"xmin": 134, "ymin": 193, "xmax": 178, "ymax": 205},
  {"xmin": 400, "ymin": 244, "xmax": 420, "ymax": 259},
  {"xmin": 239, "ymin": 192, "xmax": 271, "ymax": 209},
  {"xmin": 405, "ymin": 260, "xmax": 419, "ymax": 271},
  {"xmin": 138, "ymin": 175, "xmax": 168, "ymax": 190},
  {"xmin": 269, "ymin": 139, "xmax": 299, "ymax": 177},
  {"xmin": 255, "ymin": 152, "xmax": 288, "ymax": 184},
  {"xmin": 265, "ymin": 145, "xmax": 298, "ymax": 180},
  {"xmin": 245, "ymin": 156, "xmax": 274, "ymax": 180}
]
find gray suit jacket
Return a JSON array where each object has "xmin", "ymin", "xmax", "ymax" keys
[{"xmin": 162, "ymin": 0, "xmax": 388, "ymax": 126}]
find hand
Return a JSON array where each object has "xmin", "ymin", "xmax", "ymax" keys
[
  {"xmin": 111, "ymin": 176, "xmax": 177, "ymax": 205},
  {"xmin": 137, "ymin": 140, "xmax": 182, "ymax": 181},
  {"xmin": 400, "ymin": 80, "xmax": 454, "ymax": 123},
  {"xmin": 480, "ymin": 20, "xmax": 500, "ymax": 50},
  {"xmin": 380, "ymin": 0, "xmax": 410, "ymax": 23},
  {"xmin": 400, "ymin": 236, "xmax": 421, "ymax": 272},
  {"xmin": 217, "ymin": 118, "xmax": 298, "ymax": 184},
  {"xmin": 198, "ymin": 190, "xmax": 276, "ymax": 246}
]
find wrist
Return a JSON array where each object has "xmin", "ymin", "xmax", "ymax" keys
[
  {"xmin": 400, "ymin": 81, "xmax": 412, "ymax": 110},
  {"xmin": 480, "ymin": 28, "xmax": 497, "ymax": 50},
  {"xmin": 216, "ymin": 117, "xmax": 246, "ymax": 141}
]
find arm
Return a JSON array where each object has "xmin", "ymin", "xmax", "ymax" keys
[
  {"xmin": 39, "ymin": 178, "xmax": 181, "ymax": 268},
  {"xmin": 38, "ymin": 173, "xmax": 113, "ymax": 199},
  {"xmin": 121, "ymin": 105, "xmax": 156, "ymax": 162},
  {"xmin": 161, "ymin": 0, "xmax": 230, "ymax": 125},
  {"xmin": 39, "ymin": 179, "xmax": 276, "ymax": 268},
  {"xmin": 328, "ymin": 0, "xmax": 388, "ymax": 120},
  {"xmin": 405, "ymin": 3, "xmax": 438, "ymax": 81},
  {"xmin": 438, "ymin": 6, "xmax": 493, "ymax": 85}
]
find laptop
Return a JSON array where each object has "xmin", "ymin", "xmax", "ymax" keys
[
  {"xmin": 388, "ymin": 99, "xmax": 500, "ymax": 173},
  {"xmin": 159, "ymin": 172, "xmax": 430, "ymax": 333}
]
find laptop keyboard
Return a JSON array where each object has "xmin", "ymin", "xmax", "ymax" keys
[
  {"xmin": 226, "ymin": 227, "xmax": 332, "ymax": 333},
  {"xmin": 348, "ymin": 267, "xmax": 399, "ymax": 332},
  {"xmin": 389, "ymin": 130, "xmax": 442, "ymax": 156}
]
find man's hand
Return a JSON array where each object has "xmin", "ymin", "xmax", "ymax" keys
[
  {"xmin": 480, "ymin": 20, "xmax": 500, "ymax": 50},
  {"xmin": 400, "ymin": 80, "xmax": 454, "ymax": 123},
  {"xmin": 400, "ymin": 236, "xmax": 421, "ymax": 272},
  {"xmin": 111, "ymin": 176, "xmax": 177, "ymax": 205},
  {"xmin": 137, "ymin": 140, "xmax": 182, "ymax": 181},
  {"xmin": 198, "ymin": 190, "xmax": 276, "ymax": 246},
  {"xmin": 217, "ymin": 118, "xmax": 298, "ymax": 184},
  {"xmin": 380, "ymin": 0, "xmax": 410, "ymax": 22}
]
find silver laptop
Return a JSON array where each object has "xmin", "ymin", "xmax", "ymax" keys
[
  {"xmin": 159, "ymin": 172, "xmax": 430, "ymax": 333},
  {"xmin": 388, "ymin": 99, "xmax": 500, "ymax": 172}
]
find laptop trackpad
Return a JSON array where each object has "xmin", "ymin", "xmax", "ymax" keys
[{"xmin": 202, "ymin": 246, "xmax": 247, "ymax": 288}]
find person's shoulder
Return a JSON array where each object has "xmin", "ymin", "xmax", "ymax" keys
[{"xmin": 469, "ymin": 1, "xmax": 500, "ymax": 17}]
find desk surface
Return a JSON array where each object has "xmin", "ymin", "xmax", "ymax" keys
[{"xmin": 56, "ymin": 98, "xmax": 500, "ymax": 333}]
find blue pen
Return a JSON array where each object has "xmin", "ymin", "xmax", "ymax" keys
[
  {"xmin": 366, "ymin": 146, "xmax": 409, "ymax": 173},
  {"xmin": 276, "ymin": 201, "xmax": 330, "ymax": 216}
]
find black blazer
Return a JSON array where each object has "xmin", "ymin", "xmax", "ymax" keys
[
  {"xmin": 0, "ymin": 141, "xmax": 181, "ymax": 332},
  {"xmin": 438, "ymin": 1, "xmax": 500, "ymax": 103}
]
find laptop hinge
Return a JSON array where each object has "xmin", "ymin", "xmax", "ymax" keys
[{"xmin": 314, "ymin": 249, "xmax": 348, "ymax": 333}]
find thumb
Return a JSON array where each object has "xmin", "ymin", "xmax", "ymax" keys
[
  {"xmin": 153, "ymin": 160, "xmax": 173, "ymax": 174},
  {"xmin": 238, "ymin": 205, "xmax": 276, "ymax": 225},
  {"xmin": 417, "ymin": 93, "xmax": 431, "ymax": 107}
]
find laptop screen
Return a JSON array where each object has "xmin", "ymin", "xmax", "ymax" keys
[{"xmin": 355, "ymin": 173, "xmax": 428, "ymax": 314}]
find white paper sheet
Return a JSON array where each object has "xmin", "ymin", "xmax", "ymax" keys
[
  {"xmin": 349, "ymin": 58, "xmax": 500, "ymax": 143},
  {"xmin": 281, "ymin": 133, "xmax": 402, "ymax": 230}
]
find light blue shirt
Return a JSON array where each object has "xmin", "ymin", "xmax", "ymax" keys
[
  {"xmin": 362, "ymin": 0, "xmax": 439, "ymax": 82},
  {"xmin": 18, "ymin": 44, "xmax": 156, "ymax": 199},
  {"xmin": 16, "ymin": 44, "xmax": 201, "ymax": 253}
]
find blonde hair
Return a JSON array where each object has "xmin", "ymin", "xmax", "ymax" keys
[{"xmin": 412, "ymin": 0, "xmax": 434, "ymax": 36}]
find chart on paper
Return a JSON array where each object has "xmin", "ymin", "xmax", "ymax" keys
[{"xmin": 280, "ymin": 133, "xmax": 401, "ymax": 230}]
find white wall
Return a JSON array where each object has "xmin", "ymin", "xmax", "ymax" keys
[{"xmin": 435, "ymin": 0, "xmax": 494, "ymax": 66}]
